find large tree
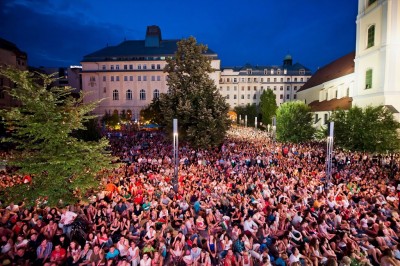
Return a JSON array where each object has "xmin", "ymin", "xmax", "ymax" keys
[
  {"xmin": 276, "ymin": 101, "xmax": 315, "ymax": 143},
  {"xmin": 259, "ymin": 89, "xmax": 278, "ymax": 126},
  {"xmin": 0, "ymin": 68, "xmax": 115, "ymax": 206},
  {"xmin": 160, "ymin": 36, "xmax": 230, "ymax": 148},
  {"xmin": 330, "ymin": 105, "xmax": 400, "ymax": 152}
]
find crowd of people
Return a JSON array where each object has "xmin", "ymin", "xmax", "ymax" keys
[{"xmin": 1, "ymin": 127, "xmax": 400, "ymax": 266}]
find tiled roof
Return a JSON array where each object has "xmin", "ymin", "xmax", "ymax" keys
[
  {"xmin": 298, "ymin": 52, "xmax": 355, "ymax": 92},
  {"xmin": 221, "ymin": 62, "xmax": 312, "ymax": 75},
  {"xmin": 309, "ymin": 97, "xmax": 353, "ymax": 112},
  {"xmin": 82, "ymin": 40, "xmax": 218, "ymax": 62}
]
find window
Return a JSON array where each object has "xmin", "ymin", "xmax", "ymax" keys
[
  {"xmin": 294, "ymin": 86, "xmax": 297, "ymax": 90},
  {"xmin": 140, "ymin": 89, "xmax": 146, "ymax": 100},
  {"xmin": 280, "ymin": 86, "xmax": 283, "ymax": 91},
  {"xmin": 227, "ymin": 86, "xmax": 230, "ymax": 91},
  {"xmin": 103, "ymin": 87, "xmax": 106, "ymax": 93},
  {"xmin": 153, "ymin": 89, "xmax": 160, "ymax": 99},
  {"xmin": 277, "ymin": 69, "xmax": 281, "ymax": 75},
  {"xmin": 234, "ymin": 86, "xmax": 237, "ymax": 91},
  {"xmin": 111, "ymin": 76, "xmax": 114, "ymax": 82},
  {"xmin": 299, "ymin": 69, "xmax": 305, "ymax": 75},
  {"xmin": 116, "ymin": 65, "xmax": 119, "ymax": 70},
  {"xmin": 287, "ymin": 78, "xmax": 290, "ymax": 82},
  {"xmin": 124, "ymin": 76, "xmax": 128, "ymax": 81},
  {"xmin": 368, "ymin": 0, "xmax": 376, "ymax": 6},
  {"xmin": 365, "ymin": 69, "xmax": 373, "ymax": 89},
  {"xmin": 346, "ymin": 88, "xmax": 350, "ymax": 97},
  {"xmin": 138, "ymin": 76, "xmax": 141, "ymax": 81},
  {"xmin": 294, "ymin": 94, "xmax": 297, "ymax": 99},
  {"xmin": 157, "ymin": 76, "xmax": 161, "ymax": 81},
  {"xmin": 274, "ymin": 78, "xmax": 277, "ymax": 82},
  {"xmin": 324, "ymin": 113, "xmax": 328, "ymax": 124},
  {"xmin": 124, "ymin": 65, "xmax": 127, "ymax": 70},
  {"xmin": 116, "ymin": 76, "xmax": 120, "ymax": 81},
  {"xmin": 130, "ymin": 76, "xmax": 133, "ymax": 81},
  {"xmin": 102, "ymin": 65, "xmax": 106, "ymax": 70},
  {"xmin": 280, "ymin": 78, "xmax": 283, "ymax": 82},
  {"xmin": 112, "ymin": 90, "xmax": 119, "ymax": 100},
  {"xmin": 143, "ymin": 76, "xmax": 147, "ymax": 81},
  {"xmin": 300, "ymin": 78, "xmax": 303, "ymax": 82},
  {"xmin": 138, "ymin": 65, "xmax": 142, "ymax": 70},
  {"xmin": 326, "ymin": 92, "xmax": 328, "ymax": 100},
  {"xmin": 253, "ymin": 94, "xmax": 257, "ymax": 99},
  {"xmin": 234, "ymin": 95, "xmax": 237, "ymax": 99},
  {"xmin": 264, "ymin": 69, "xmax": 268, "ymax": 75},
  {"xmin": 247, "ymin": 94, "xmax": 250, "ymax": 99},
  {"xmin": 286, "ymin": 94, "xmax": 290, "ymax": 100},
  {"xmin": 111, "ymin": 65, "xmax": 114, "ymax": 70},
  {"xmin": 271, "ymin": 69, "xmax": 274, "ymax": 75},
  {"xmin": 234, "ymin": 78, "xmax": 237, "ymax": 82},
  {"xmin": 151, "ymin": 64, "xmax": 155, "ymax": 70},
  {"xmin": 241, "ymin": 95, "xmax": 244, "ymax": 99},
  {"xmin": 129, "ymin": 65, "xmax": 133, "ymax": 70},
  {"xmin": 151, "ymin": 76, "xmax": 155, "ymax": 81},
  {"xmin": 254, "ymin": 78, "xmax": 257, "ymax": 82},
  {"xmin": 126, "ymin": 89, "xmax": 132, "ymax": 100},
  {"xmin": 261, "ymin": 78, "xmax": 263, "ymax": 82},
  {"xmin": 294, "ymin": 78, "xmax": 297, "ymax": 82},
  {"xmin": 335, "ymin": 90, "xmax": 338, "ymax": 98},
  {"xmin": 267, "ymin": 78, "xmax": 270, "ymax": 82},
  {"xmin": 247, "ymin": 69, "xmax": 252, "ymax": 75},
  {"xmin": 287, "ymin": 86, "xmax": 290, "ymax": 91},
  {"xmin": 367, "ymin": 25, "xmax": 375, "ymax": 48},
  {"xmin": 315, "ymin": 114, "xmax": 319, "ymax": 123},
  {"xmin": 143, "ymin": 65, "xmax": 147, "ymax": 70},
  {"xmin": 280, "ymin": 94, "xmax": 283, "ymax": 99},
  {"xmin": 248, "ymin": 78, "xmax": 251, "ymax": 82},
  {"xmin": 226, "ymin": 95, "xmax": 230, "ymax": 99},
  {"xmin": 241, "ymin": 86, "xmax": 244, "ymax": 91},
  {"xmin": 103, "ymin": 76, "xmax": 106, "ymax": 82},
  {"xmin": 247, "ymin": 86, "xmax": 250, "ymax": 91},
  {"xmin": 157, "ymin": 64, "xmax": 161, "ymax": 69},
  {"xmin": 274, "ymin": 86, "xmax": 277, "ymax": 91}
]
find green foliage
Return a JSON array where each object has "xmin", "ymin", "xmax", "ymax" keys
[
  {"xmin": 102, "ymin": 112, "xmax": 119, "ymax": 128},
  {"xmin": 276, "ymin": 101, "xmax": 315, "ymax": 143},
  {"xmin": 330, "ymin": 105, "xmax": 400, "ymax": 152},
  {"xmin": 141, "ymin": 98, "xmax": 163, "ymax": 125},
  {"xmin": 234, "ymin": 104, "xmax": 258, "ymax": 127},
  {"xmin": 259, "ymin": 89, "xmax": 278, "ymax": 126},
  {"xmin": 160, "ymin": 36, "xmax": 230, "ymax": 148},
  {"xmin": 0, "ymin": 67, "xmax": 115, "ymax": 206}
]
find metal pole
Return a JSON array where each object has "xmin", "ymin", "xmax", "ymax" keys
[
  {"xmin": 255, "ymin": 117, "xmax": 257, "ymax": 129},
  {"xmin": 245, "ymin": 115, "xmax": 247, "ymax": 127},
  {"xmin": 272, "ymin": 116, "xmax": 276, "ymax": 155},
  {"xmin": 173, "ymin": 119, "xmax": 179, "ymax": 193},
  {"xmin": 326, "ymin": 121, "xmax": 334, "ymax": 189}
]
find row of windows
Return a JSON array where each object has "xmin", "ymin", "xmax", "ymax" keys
[
  {"xmin": 245, "ymin": 69, "xmax": 305, "ymax": 75},
  {"xmin": 220, "ymin": 77, "xmax": 306, "ymax": 83},
  {"xmin": 103, "ymin": 75, "xmax": 163, "ymax": 82},
  {"xmin": 220, "ymin": 86, "xmax": 298, "ymax": 91},
  {"xmin": 226, "ymin": 94, "xmax": 297, "ymax": 100},
  {"xmin": 112, "ymin": 89, "xmax": 160, "ymax": 101},
  {"xmin": 104, "ymin": 64, "xmax": 163, "ymax": 71}
]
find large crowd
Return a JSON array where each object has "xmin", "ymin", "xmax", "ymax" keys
[{"xmin": 1, "ymin": 127, "xmax": 400, "ymax": 266}]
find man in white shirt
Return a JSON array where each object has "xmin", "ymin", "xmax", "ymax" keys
[{"xmin": 59, "ymin": 208, "xmax": 77, "ymax": 237}]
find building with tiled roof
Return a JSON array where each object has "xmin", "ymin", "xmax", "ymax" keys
[
  {"xmin": 298, "ymin": 0, "xmax": 400, "ymax": 127},
  {"xmin": 81, "ymin": 25, "xmax": 220, "ymax": 118},
  {"xmin": 219, "ymin": 55, "xmax": 312, "ymax": 108}
]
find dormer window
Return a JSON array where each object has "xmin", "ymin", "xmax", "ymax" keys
[{"xmin": 299, "ymin": 69, "xmax": 305, "ymax": 75}]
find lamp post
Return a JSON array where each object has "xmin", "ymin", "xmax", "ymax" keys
[
  {"xmin": 173, "ymin": 119, "xmax": 179, "ymax": 193},
  {"xmin": 272, "ymin": 117, "xmax": 276, "ymax": 155},
  {"xmin": 255, "ymin": 117, "xmax": 258, "ymax": 130},
  {"xmin": 245, "ymin": 115, "xmax": 247, "ymax": 127},
  {"xmin": 326, "ymin": 122, "xmax": 334, "ymax": 189}
]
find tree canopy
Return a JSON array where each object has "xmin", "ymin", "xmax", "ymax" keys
[
  {"xmin": 329, "ymin": 105, "xmax": 400, "ymax": 152},
  {"xmin": 259, "ymin": 89, "xmax": 278, "ymax": 126},
  {"xmin": 0, "ymin": 68, "xmax": 115, "ymax": 206},
  {"xmin": 276, "ymin": 101, "xmax": 315, "ymax": 143},
  {"xmin": 159, "ymin": 36, "xmax": 230, "ymax": 148},
  {"xmin": 234, "ymin": 104, "xmax": 257, "ymax": 127}
]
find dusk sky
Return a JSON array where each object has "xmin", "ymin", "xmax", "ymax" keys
[{"xmin": 0, "ymin": 0, "xmax": 358, "ymax": 72}]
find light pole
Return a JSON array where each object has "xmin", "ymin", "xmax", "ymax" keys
[
  {"xmin": 272, "ymin": 117, "xmax": 276, "ymax": 155},
  {"xmin": 255, "ymin": 117, "xmax": 257, "ymax": 130},
  {"xmin": 173, "ymin": 119, "xmax": 179, "ymax": 193},
  {"xmin": 245, "ymin": 115, "xmax": 247, "ymax": 127},
  {"xmin": 326, "ymin": 121, "xmax": 334, "ymax": 189}
]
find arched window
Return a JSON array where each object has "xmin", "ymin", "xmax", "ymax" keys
[
  {"xmin": 112, "ymin": 90, "xmax": 119, "ymax": 100},
  {"xmin": 367, "ymin": 25, "xmax": 375, "ymax": 48},
  {"xmin": 153, "ymin": 89, "xmax": 160, "ymax": 100},
  {"xmin": 140, "ymin": 89, "xmax": 146, "ymax": 100},
  {"xmin": 126, "ymin": 89, "xmax": 132, "ymax": 100}
]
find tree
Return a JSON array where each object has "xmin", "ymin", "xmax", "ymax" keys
[
  {"xmin": 276, "ymin": 101, "xmax": 315, "ymax": 143},
  {"xmin": 141, "ymin": 98, "xmax": 163, "ymax": 125},
  {"xmin": 234, "ymin": 104, "xmax": 257, "ymax": 127},
  {"xmin": 330, "ymin": 105, "xmax": 400, "ymax": 152},
  {"xmin": 259, "ymin": 89, "xmax": 278, "ymax": 126},
  {"xmin": 0, "ymin": 68, "xmax": 115, "ymax": 206},
  {"xmin": 160, "ymin": 36, "xmax": 230, "ymax": 148}
]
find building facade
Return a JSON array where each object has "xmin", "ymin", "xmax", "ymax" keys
[
  {"xmin": 38, "ymin": 66, "xmax": 82, "ymax": 94},
  {"xmin": 81, "ymin": 26, "xmax": 220, "ymax": 119},
  {"xmin": 0, "ymin": 37, "xmax": 28, "ymax": 108},
  {"xmin": 298, "ymin": 0, "xmax": 400, "ymax": 126},
  {"xmin": 219, "ymin": 55, "xmax": 312, "ymax": 108}
]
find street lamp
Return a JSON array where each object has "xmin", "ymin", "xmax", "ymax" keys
[
  {"xmin": 326, "ymin": 122, "xmax": 334, "ymax": 189},
  {"xmin": 272, "ymin": 117, "xmax": 276, "ymax": 155},
  {"xmin": 173, "ymin": 119, "xmax": 179, "ymax": 193},
  {"xmin": 245, "ymin": 115, "xmax": 247, "ymax": 127},
  {"xmin": 255, "ymin": 117, "xmax": 258, "ymax": 129}
]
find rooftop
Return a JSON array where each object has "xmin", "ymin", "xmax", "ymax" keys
[
  {"xmin": 309, "ymin": 97, "xmax": 353, "ymax": 112},
  {"xmin": 298, "ymin": 51, "xmax": 355, "ymax": 92}
]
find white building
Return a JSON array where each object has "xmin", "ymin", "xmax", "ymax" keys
[
  {"xmin": 219, "ymin": 55, "xmax": 312, "ymax": 108},
  {"xmin": 81, "ymin": 25, "xmax": 220, "ymax": 119},
  {"xmin": 298, "ymin": 0, "xmax": 400, "ymax": 126}
]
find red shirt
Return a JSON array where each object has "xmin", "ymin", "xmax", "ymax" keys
[{"xmin": 50, "ymin": 248, "xmax": 66, "ymax": 262}]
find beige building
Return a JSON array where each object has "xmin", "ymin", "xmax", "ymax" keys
[
  {"xmin": 298, "ymin": 0, "xmax": 400, "ymax": 126},
  {"xmin": 219, "ymin": 55, "xmax": 312, "ymax": 108},
  {"xmin": 0, "ymin": 37, "xmax": 28, "ymax": 108},
  {"xmin": 81, "ymin": 26, "xmax": 220, "ymax": 120}
]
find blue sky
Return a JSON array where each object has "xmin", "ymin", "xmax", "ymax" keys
[{"xmin": 0, "ymin": 0, "xmax": 358, "ymax": 72}]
